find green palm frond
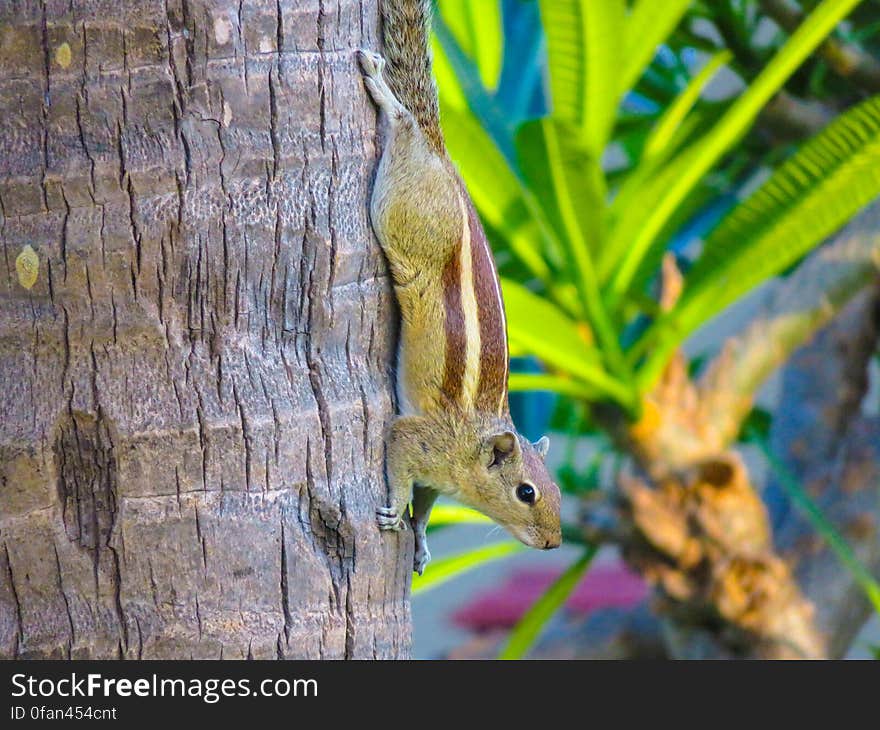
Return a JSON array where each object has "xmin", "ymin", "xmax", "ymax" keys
[
  {"xmin": 657, "ymin": 94, "xmax": 880, "ymax": 366},
  {"xmin": 501, "ymin": 278, "xmax": 634, "ymax": 407},
  {"xmin": 539, "ymin": 0, "xmax": 625, "ymax": 155},
  {"xmin": 606, "ymin": 0, "xmax": 867, "ymax": 304},
  {"xmin": 439, "ymin": 0, "xmax": 504, "ymax": 91},
  {"xmin": 621, "ymin": 0, "xmax": 694, "ymax": 93}
]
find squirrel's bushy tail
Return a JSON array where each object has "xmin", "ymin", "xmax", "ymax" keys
[{"xmin": 380, "ymin": 0, "xmax": 445, "ymax": 153}]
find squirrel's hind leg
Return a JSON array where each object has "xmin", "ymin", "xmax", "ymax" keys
[{"xmin": 357, "ymin": 50, "xmax": 408, "ymax": 122}]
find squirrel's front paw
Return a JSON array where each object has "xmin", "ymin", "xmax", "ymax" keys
[{"xmin": 376, "ymin": 506, "xmax": 407, "ymax": 532}]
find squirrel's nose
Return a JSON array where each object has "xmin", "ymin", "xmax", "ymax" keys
[{"xmin": 542, "ymin": 537, "xmax": 561, "ymax": 550}]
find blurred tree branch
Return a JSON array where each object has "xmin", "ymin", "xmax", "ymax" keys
[
  {"xmin": 759, "ymin": 0, "xmax": 880, "ymax": 93},
  {"xmin": 760, "ymin": 91, "xmax": 834, "ymax": 139},
  {"xmin": 701, "ymin": 199, "xmax": 880, "ymax": 446},
  {"xmin": 767, "ymin": 282, "xmax": 880, "ymax": 657}
]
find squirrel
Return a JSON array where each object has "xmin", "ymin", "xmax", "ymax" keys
[{"xmin": 358, "ymin": 0, "xmax": 561, "ymax": 575}]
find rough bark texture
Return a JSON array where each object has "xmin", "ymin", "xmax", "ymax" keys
[{"xmin": 0, "ymin": 0, "xmax": 412, "ymax": 659}]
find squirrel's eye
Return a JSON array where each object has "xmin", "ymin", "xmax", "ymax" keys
[{"xmin": 516, "ymin": 483, "xmax": 536, "ymax": 505}]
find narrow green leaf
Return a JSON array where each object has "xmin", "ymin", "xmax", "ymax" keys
[
  {"xmin": 502, "ymin": 279, "xmax": 634, "ymax": 406},
  {"xmin": 539, "ymin": 0, "xmax": 625, "ymax": 155},
  {"xmin": 644, "ymin": 93, "xmax": 880, "ymax": 380},
  {"xmin": 601, "ymin": 140, "xmax": 703, "ymax": 287},
  {"xmin": 686, "ymin": 94, "xmax": 880, "ymax": 318},
  {"xmin": 599, "ymin": 54, "xmax": 732, "ymax": 285},
  {"xmin": 411, "ymin": 541, "xmax": 523, "ymax": 596},
  {"xmin": 428, "ymin": 505, "xmax": 493, "ymax": 528},
  {"xmin": 643, "ymin": 50, "xmax": 733, "ymax": 161},
  {"xmin": 499, "ymin": 547, "xmax": 598, "ymax": 659},
  {"xmin": 502, "ymin": 278, "xmax": 599, "ymax": 363},
  {"xmin": 516, "ymin": 118, "xmax": 607, "ymax": 257},
  {"xmin": 432, "ymin": 33, "xmax": 467, "ymax": 110},
  {"xmin": 537, "ymin": 120, "xmax": 631, "ymax": 388},
  {"xmin": 433, "ymin": 18, "xmax": 516, "ymax": 161},
  {"xmin": 508, "ymin": 373, "xmax": 597, "ymax": 401},
  {"xmin": 622, "ymin": 0, "xmax": 693, "ymax": 93},
  {"xmin": 607, "ymin": 0, "xmax": 866, "ymax": 302},
  {"xmin": 440, "ymin": 0, "xmax": 504, "ymax": 91}
]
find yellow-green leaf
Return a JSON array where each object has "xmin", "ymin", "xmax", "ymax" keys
[
  {"xmin": 643, "ymin": 50, "xmax": 733, "ymax": 161},
  {"xmin": 621, "ymin": 0, "xmax": 693, "ymax": 92},
  {"xmin": 676, "ymin": 94, "xmax": 880, "ymax": 344},
  {"xmin": 508, "ymin": 373, "xmax": 597, "ymax": 401},
  {"xmin": 432, "ymin": 33, "xmax": 467, "ymax": 109},
  {"xmin": 439, "ymin": 0, "xmax": 504, "ymax": 91},
  {"xmin": 539, "ymin": 0, "xmax": 625, "ymax": 155},
  {"xmin": 516, "ymin": 118, "xmax": 606, "ymax": 257},
  {"xmin": 412, "ymin": 541, "xmax": 523, "ymax": 595},
  {"xmin": 607, "ymin": 0, "xmax": 867, "ymax": 302},
  {"xmin": 428, "ymin": 505, "xmax": 493, "ymax": 528},
  {"xmin": 502, "ymin": 278, "xmax": 633, "ymax": 406}
]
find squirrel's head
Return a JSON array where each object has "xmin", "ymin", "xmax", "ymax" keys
[{"xmin": 458, "ymin": 428, "xmax": 562, "ymax": 550}]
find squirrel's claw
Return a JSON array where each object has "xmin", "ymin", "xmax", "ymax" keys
[{"xmin": 377, "ymin": 506, "xmax": 407, "ymax": 532}]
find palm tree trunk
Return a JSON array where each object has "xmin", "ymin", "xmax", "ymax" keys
[{"xmin": 0, "ymin": 0, "xmax": 410, "ymax": 659}]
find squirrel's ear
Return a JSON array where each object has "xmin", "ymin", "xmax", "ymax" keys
[
  {"xmin": 484, "ymin": 430, "xmax": 520, "ymax": 469},
  {"xmin": 533, "ymin": 436, "xmax": 550, "ymax": 459}
]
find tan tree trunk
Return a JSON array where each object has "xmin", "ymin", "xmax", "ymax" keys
[{"xmin": 0, "ymin": 0, "xmax": 411, "ymax": 659}]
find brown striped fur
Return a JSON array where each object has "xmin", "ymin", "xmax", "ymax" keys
[
  {"xmin": 358, "ymin": 7, "xmax": 561, "ymax": 568},
  {"xmin": 383, "ymin": 170, "xmax": 507, "ymax": 417},
  {"xmin": 440, "ymin": 252, "xmax": 467, "ymax": 405},
  {"xmin": 466, "ymin": 191, "xmax": 509, "ymax": 414}
]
